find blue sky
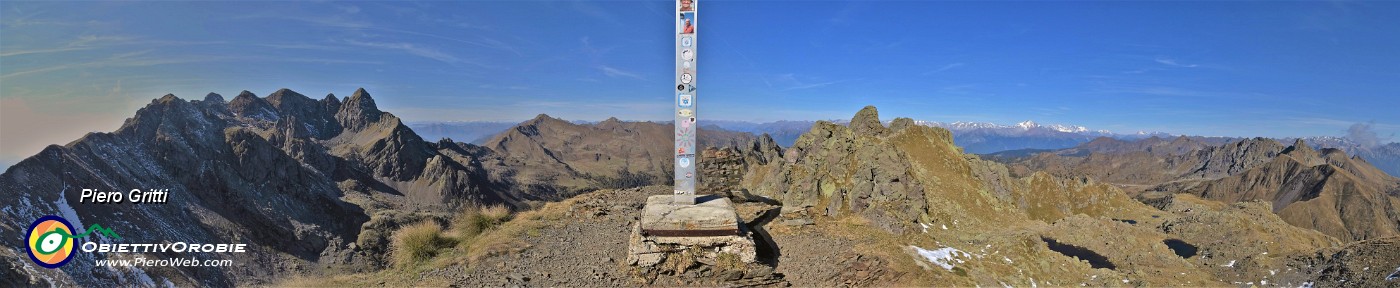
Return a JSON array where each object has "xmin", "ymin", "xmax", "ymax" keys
[{"xmin": 2, "ymin": 1, "xmax": 1398, "ymax": 165}]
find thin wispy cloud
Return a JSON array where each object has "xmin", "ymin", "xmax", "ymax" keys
[
  {"xmin": 239, "ymin": 12, "xmax": 523, "ymax": 57},
  {"xmin": 1154, "ymin": 58, "xmax": 1199, "ymax": 68},
  {"xmin": 1, "ymin": 35, "xmax": 131, "ymax": 57},
  {"xmin": 341, "ymin": 39, "xmax": 480, "ymax": 66},
  {"xmin": 257, "ymin": 43, "xmax": 345, "ymax": 51},
  {"xmin": 771, "ymin": 73, "xmax": 855, "ymax": 91},
  {"xmin": 598, "ymin": 65, "xmax": 645, "ymax": 81},
  {"xmin": 1, "ymin": 49, "xmax": 174, "ymax": 79},
  {"xmin": 0, "ymin": 46, "xmax": 90, "ymax": 57},
  {"xmin": 922, "ymin": 62, "xmax": 965, "ymax": 75},
  {"xmin": 782, "ymin": 81, "xmax": 843, "ymax": 91},
  {"xmin": 570, "ymin": 1, "xmax": 623, "ymax": 26}
]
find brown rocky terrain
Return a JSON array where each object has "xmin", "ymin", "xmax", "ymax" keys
[{"xmin": 1003, "ymin": 136, "xmax": 1400, "ymax": 242}]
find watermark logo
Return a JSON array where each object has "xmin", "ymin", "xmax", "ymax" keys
[
  {"xmin": 26, "ymin": 215, "xmax": 120, "ymax": 269},
  {"xmin": 27, "ymin": 215, "xmax": 75, "ymax": 268}
]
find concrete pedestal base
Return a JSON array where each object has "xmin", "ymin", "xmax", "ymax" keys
[
  {"xmin": 627, "ymin": 194, "xmax": 757, "ymax": 270},
  {"xmin": 640, "ymin": 194, "xmax": 742, "ymax": 237}
]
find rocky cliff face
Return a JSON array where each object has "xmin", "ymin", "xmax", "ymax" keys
[{"xmin": 698, "ymin": 134, "xmax": 781, "ymax": 198}]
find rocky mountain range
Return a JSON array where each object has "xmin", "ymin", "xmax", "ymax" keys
[
  {"xmin": 1304, "ymin": 137, "xmax": 1400, "ymax": 178},
  {"xmin": 416, "ymin": 118, "xmax": 1173, "ymax": 155},
  {"xmin": 406, "ymin": 120, "xmax": 1400, "ymax": 179},
  {"xmin": 0, "ymin": 88, "xmax": 760, "ymax": 286},
  {"xmin": 4, "ymin": 93, "xmax": 1397, "ymax": 287},
  {"xmin": 996, "ymin": 136, "xmax": 1400, "ymax": 242}
]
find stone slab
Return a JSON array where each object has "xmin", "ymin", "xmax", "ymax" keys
[{"xmin": 640, "ymin": 194, "xmax": 741, "ymax": 236}]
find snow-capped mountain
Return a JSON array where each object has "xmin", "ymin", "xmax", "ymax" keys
[{"xmin": 914, "ymin": 120, "xmax": 1113, "ymax": 135}]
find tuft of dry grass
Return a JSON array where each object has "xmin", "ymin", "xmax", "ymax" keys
[
  {"xmin": 452, "ymin": 204, "xmax": 512, "ymax": 240},
  {"xmin": 715, "ymin": 252, "xmax": 745, "ymax": 272},
  {"xmin": 390, "ymin": 221, "xmax": 455, "ymax": 268},
  {"xmin": 660, "ymin": 245, "xmax": 699, "ymax": 275}
]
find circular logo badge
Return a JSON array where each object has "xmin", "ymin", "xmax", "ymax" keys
[{"xmin": 27, "ymin": 215, "xmax": 77, "ymax": 269}]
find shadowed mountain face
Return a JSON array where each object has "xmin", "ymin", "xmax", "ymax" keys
[
  {"xmin": 998, "ymin": 136, "xmax": 1400, "ymax": 241},
  {"xmin": 0, "ymin": 89, "xmax": 517, "ymax": 286},
  {"xmin": 0, "ymin": 89, "xmax": 763, "ymax": 286}
]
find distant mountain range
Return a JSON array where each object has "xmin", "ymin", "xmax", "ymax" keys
[
  {"xmin": 406, "ymin": 121, "xmax": 517, "ymax": 145},
  {"xmin": 1301, "ymin": 136, "xmax": 1400, "ymax": 178},
  {"xmin": 412, "ymin": 119, "xmax": 1167, "ymax": 155},
  {"xmin": 408, "ymin": 119, "xmax": 1400, "ymax": 177}
]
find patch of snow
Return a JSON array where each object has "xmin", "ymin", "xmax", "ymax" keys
[
  {"xmin": 1222, "ymin": 260, "xmax": 1236, "ymax": 267},
  {"xmin": 19, "ymin": 259, "xmax": 56, "ymax": 285},
  {"xmin": 1003, "ymin": 256, "xmax": 1013, "ymax": 264},
  {"xmin": 911, "ymin": 245, "xmax": 970, "ymax": 271},
  {"xmin": 1301, "ymin": 281, "xmax": 1314, "ymax": 288},
  {"xmin": 1386, "ymin": 266, "xmax": 1400, "ymax": 281},
  {"xmin": 129, "ymin": 266, "xmax": 156, "ymax": 287},
  {"xmin": 1122, "ymin": 279, "xmax": 1130, "ymax": 283},
  {"xmin": 1017, "ymin": 120, "xmax": 1038, "ymax": 130},
  {"xmin": 919, "ymin": 223, "xmax": 929, "ymax": 233},
  {"xmin": 941, "ymin": 224, "xmax": 948, "ymax": 230},
  {"xmin": 55, "ymin": 183, "xmax": 86, "ymax": 231},
  {"xmin": 1270, "ymin": 270, "xmax": 1277, "ymax": 275}
]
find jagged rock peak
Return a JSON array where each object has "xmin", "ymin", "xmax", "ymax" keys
[
  {"xmin": 323, "ymin": 93, "xmax": 340, "ymax": 104},
  {"xmin": 889, "ymin": 117, "xmax": 915, "ymax": 132},
  {"xmin": 524, "ymin": 113, "xmax": 566, "ymax": 126},
  {"xmin": 156, "ymin": 93, "xmax": 181, "ymax": 103},
  {"xmin": 1281, "ymin": 138, "xmax": 1322, "ymax": 165},
  {"xmin": 204, "ymin": 93, "xmax": 225, "ymax": 103},
  {"xmin": 335, "ymin": 88, "xmax": 384, "ymax": 129},
  {"xmin": 267, "ymin": 88, "xmax": 309, "ymax": 101},
  {"xmin": 1291, "ymin": 138, "xmax": 1314, "ymax": 152},
  {"xmin": 344, "ymin": 87, "xmax": 379, "ymax": 112},
  {"xmin": 850, "ymin": 105, "xmax": 888, "ymax": 136},
  {"xmin": 236, "ymin": 90, "xmax": 258, "ymax": 99}
]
